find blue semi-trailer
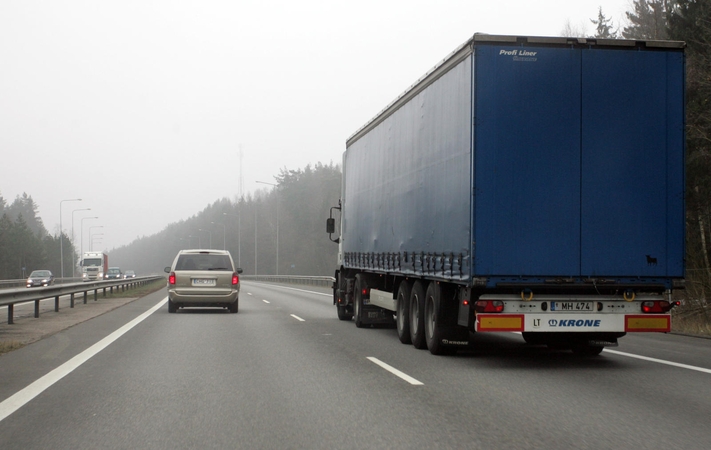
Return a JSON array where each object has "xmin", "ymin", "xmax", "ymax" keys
[{"xmin": 326, "ymin": 34, "xmax": 686, "ymax": 355}]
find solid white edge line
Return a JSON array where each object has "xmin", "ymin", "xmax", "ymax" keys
[
  {"xmin": 367, "ymin": 357, "xmax": 423, "ymax": 386},
  {"xmin": 510, "ymin": 332, "xmax": 711, "ymax": 375},
  {"xmin": 603, "ymin": 349, "xmax": 711, "ymax": 374},
  {"xmin": 290, "ymin": 314, "xmax": 305, "ymax": 322},
  {"xmin": 0, "ymin": 297, "xmax": 168, "ymax": 423}
]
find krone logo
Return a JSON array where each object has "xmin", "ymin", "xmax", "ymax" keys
[{"xmin": 549, "ymin": 319, "xmax": 558, "ymax": 327}]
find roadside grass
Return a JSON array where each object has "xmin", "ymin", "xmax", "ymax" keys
[
  {"xmin": 0, "ymin": 340, "xmax": 24, "ymax": 355},
  {"xmin": 100, "ymin": 279, "xmax": 166, "ymax": 299},
  {"xmin": 673, "ymin": 315, "xmax": 711, "ymax": 337}
]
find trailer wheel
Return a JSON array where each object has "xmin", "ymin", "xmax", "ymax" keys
[
  {"xmin": 409, "ymin": 281, "xmax": 427, "ymax": 349},
  {"xmin": 572, "ymin": 344, "xmax": 604, "ymax": 356},
  {"xmin": 424, "ymin": 282, "xmax": 451, "ymax": 355},
  {"xmin": 337, "ymin": 305, "xmax": 353, "ymax": 321},
  {"xmin": 354, "ymin": 275, "xmax": 365, "ymax": 328},
  {"xmin": 335, "ymin": 273, "xmax": 353, "ymax": 320},
  {"xmin": 396, "ymin": 280, "xmax": 412, "ymax": 344}
]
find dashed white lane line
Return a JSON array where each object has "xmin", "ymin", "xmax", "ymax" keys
[
  {"xmin": 262, "ymin": 300, "xmax": 270, "ymax": 304},
  {"xmin": 367, "ymin": 357, "xmax": 423, "ymax": 386},
  {"xmin": 290, "ymin": 314, "xmax": 305, "ymax": 322},
  {"xmin": 0, "ymin": 297, "xmax": 168, "ymax": 423}
]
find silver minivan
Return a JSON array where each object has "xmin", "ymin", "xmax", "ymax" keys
[{"xmin": 164, "ymin": 249, "xmax": 242, "ymax": 313}]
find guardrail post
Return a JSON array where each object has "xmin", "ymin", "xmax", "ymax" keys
[
  {"xmin": 83, "ymin": 291, "xmax": 88, "ymax": 304},
  {"xmin": 70, "ymin": 293, "xmax": 75, "ymax": 308},
  {"xmin": 103, "ymin": 287, "xmax": 107, "ymax": 297},
  {"xmin": 55, "ymin": 295, "xmax": 60, "ymax": 312},
  {"xmin": 94, "ymin": 289, "xmax": 98, "ymax": 301},
  {"xmin": 34, "ymin": 299, "xmax": 40, "ymax": 318},
  {"xmin": 8, "ymin": 304, "xmax": 13, "ymax": 324}
]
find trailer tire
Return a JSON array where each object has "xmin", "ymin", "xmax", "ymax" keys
[
  {"xmin": 424, "ymin": 282, "xmax": 452, "ymax": 355},
  {"xmin": 354, "ymin": 275, "xmax": 365, "ymax": 328},
  {"xmin": 572, "ymin": 344, "xmax": 604, "ymax": 356},
  {"xmin": 410, "ymin": 281, "xmax": 427, "ymax": 349},
  {"xmin": 396, "ymin": 280, "xmax": 412, "ymax": 344},
  {"xmin": 337, "ymin": 304, "xmax": 353, "ymax": 321}
]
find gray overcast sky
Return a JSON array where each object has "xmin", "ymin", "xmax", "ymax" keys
[{"xmin": 1, "ymin": 0, "xmax": 631, "ymax": 250}]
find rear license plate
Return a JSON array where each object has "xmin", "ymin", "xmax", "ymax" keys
[
  {"xmin": 550, "ymin": 301, "xmax": 594, "ymax": 312},
  {"xmin": 192, "ymin": 278, "xmax": 216, "ymax": 286}
]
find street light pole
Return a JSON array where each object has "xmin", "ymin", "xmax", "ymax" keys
[
  {"xmin": 256, "ymin": 181, "xmax": 279, "ymax": 275},
  {"xmin": 59, "ymin": 198, "xmax": 82, "ymax": 280},
  {"xmin": 71, "ymin": 208, "xmax": 91, "ymax": 277}
]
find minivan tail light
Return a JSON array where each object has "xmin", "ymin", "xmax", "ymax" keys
[
  {"xmin": 232, "ymin": 273, "xmax": 239, "ymax": 285},
  {"xmin": 169, "ymin": 272, "xmax": 176, "ymax": 285}
]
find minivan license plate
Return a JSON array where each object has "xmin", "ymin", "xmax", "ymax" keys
[
  {"xmin": 192, "ymin": 278, "xmax": 216, "ymax": 286},
  {"xmin": 550, "ymin": 301, "xmax": 593, "ymax": 311}
]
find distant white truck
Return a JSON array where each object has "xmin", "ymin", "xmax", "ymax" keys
[{"xmin": 81, "ymin": 251, "xmax": 108, "ymax": 281}]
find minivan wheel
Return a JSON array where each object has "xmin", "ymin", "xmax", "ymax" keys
[
  {"xmin": 168, "ymin": 299, "xmax": 177, "ymax": 313},
  {"xmin": 229, "ymin": 298, "xmax": 239, "ymax": 313}
]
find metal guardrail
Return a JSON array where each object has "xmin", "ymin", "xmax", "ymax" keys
[
  {"xmin": 0, "ymin": 275, "xmax": 165, "ymax": 324},
  {"xmin": 241, "ymin": 275, "xmax": 335, "ymax": 288}
]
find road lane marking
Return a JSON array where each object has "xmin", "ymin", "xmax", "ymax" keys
[
  {"xmin": 262, "ymin": 300, "xmax": 270, "ymax": 304},
  {"xmin": 603, "ymin": 349, "xmax": 711, "ymax": 374},
  {"xmin": 247, "ymin": 292, "xmax": 253, "ymax": 296},
  {"xmin": 290, "ymin": 314, "xmax": 305, "ymax": 322},
  {"xmin": 243, "ymin": 283, "xmax": 331, "ymax": 297},
  {"xmin": 367, "ymin": 357, "xmax": 423, "ymax": 385},
  {"xmin": 0, "ymin": 297, "xmax": 168, "ymax": 423}
]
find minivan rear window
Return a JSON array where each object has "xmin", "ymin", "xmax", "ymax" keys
[{"xmin": 175, "ymin": 254, "xmax": 233, "ymax": 271}]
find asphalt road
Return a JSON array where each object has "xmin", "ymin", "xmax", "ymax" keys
[{"xmin": 1, "ymin": 281, "xmax": 710, "ymax": 449}]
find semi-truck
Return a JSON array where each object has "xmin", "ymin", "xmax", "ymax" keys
[
  {"xmin": 81, "ymin": 251, "xmax": 108, "ymax": 281},
  {"xmin": 327, "ymin": 34, "xmax": 686, "ymax": 356}
]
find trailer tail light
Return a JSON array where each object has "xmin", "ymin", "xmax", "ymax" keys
[
  {"xmin": 232, "ymin": 273, "xmax": 239, "ymax": 285},
  {"xmin": 169, "ymin": 272, "xmax": 176, "ymax": 285},
  {"xmin": 475, "ymin": 300, "xmax": 504, "ymax": 313},
  {"xmin": 641, "ymin": 300, "xmax": 679, "ymax": 313}
]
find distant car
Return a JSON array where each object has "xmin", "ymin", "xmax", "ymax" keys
[
  {"xmin": 105, "ymin": 267, "xmax": 123, "ymax": 279},
  {"xmin": 164, "ymin": 249, "xmax": 242, "ymax": 313},
  {"xmin": 26, "ymin": 270, "xmax": 55, "ymax": 288},
  {"xmin": 124, "ymin": 270, "xmax": 136, "ymax": 278}
]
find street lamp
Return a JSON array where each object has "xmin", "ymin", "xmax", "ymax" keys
[
  {"xmin": 71, "ymin": 208, "xmax": 91, "ymax": 277},
  {"xmin": 256, "ymin": 181, "xmax": 279, "ymax": 275},
  {"xmin": 59, "ymin": 198, "xmax": 82, "ymax": 279},
  {"xmin": 223, "ymin": 212, "xmax": 241, "ymax": 267},
  {"xmin": 212, "ymin": 222, "xmax": 226, "ymax": 250},
  {"xmin": 199, "ymin": 228, "xmax": 212, "ymax": 249},
  {"xmin": 80, "ymin": 217, "xmax": 99, "ymax": 260}
]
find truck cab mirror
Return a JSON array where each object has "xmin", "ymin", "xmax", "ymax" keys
[
  {"xmin": 326, "ymin": 218, "xmax": 335, "ymax": 234},
  {"xmin": 164, "ymin": 266, "xmax": 171, "ymax": 273}
]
